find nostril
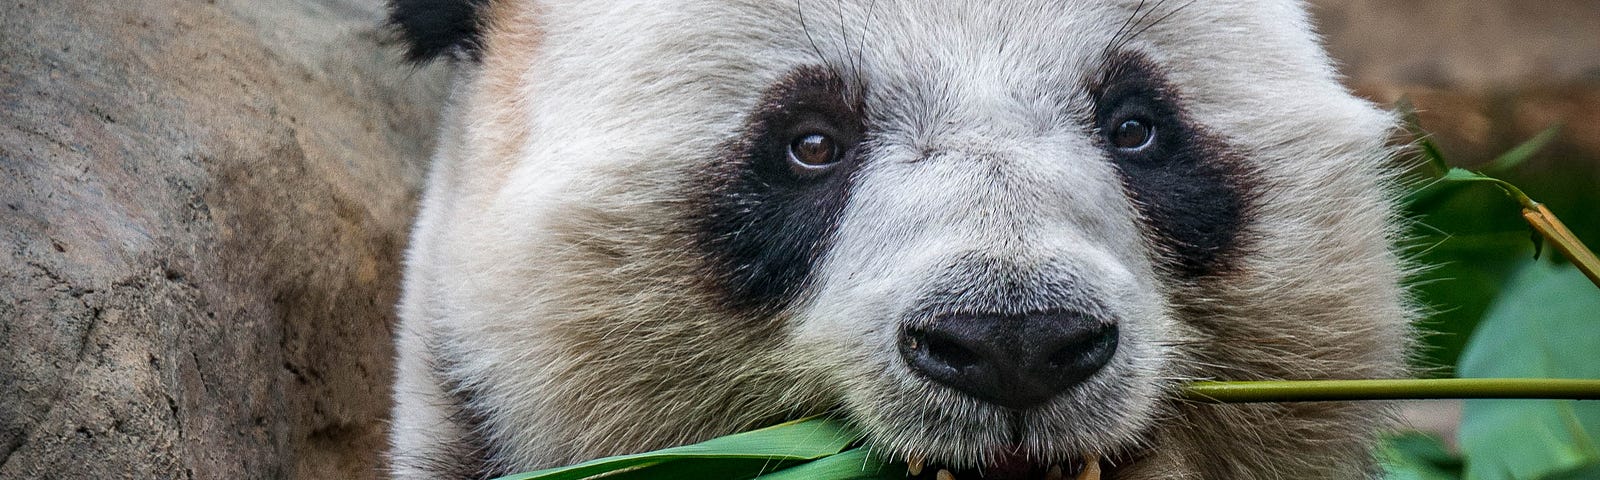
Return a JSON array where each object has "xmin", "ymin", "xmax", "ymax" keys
[
  {"xmin": 1045, "ymin": 322, "xmax": 1117, "ymax": 370},
  {"xmin": 922, "ymin": 331, "xmax": 980, "ymax": 370},
  {"xmin": 1047, "ymin": 347, "xmax": 1079, "ymax": 369},
  {"xmin": 900, "ymin": 326, "xmax": 991, "ymax": 383}
]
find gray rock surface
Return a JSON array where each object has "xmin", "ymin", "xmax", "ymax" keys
[{"xmin": 1, "ymin": 0, "xmax": 448, "ymax": 477}]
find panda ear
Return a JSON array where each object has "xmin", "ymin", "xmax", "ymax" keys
[{"xmin": 388, "ymin": 0, "xmax": 491, "ymax": 62}]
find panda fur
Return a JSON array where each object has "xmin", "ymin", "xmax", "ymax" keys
[{"xmin": 386, "ymin": 1, "xmax": 1414, "ymax": 479}]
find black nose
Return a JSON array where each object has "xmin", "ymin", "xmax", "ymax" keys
[{"xmin": 899, "ymin": 310, "xmax": 1118, "ymax": 410}]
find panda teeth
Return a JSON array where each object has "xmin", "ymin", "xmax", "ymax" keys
[
  {"xmin": 907, "ymin": 454, "xmax": 924, "ymax": 476},
  {"xmin": 1076, "ymin": 453, "xmax": 1102, "ymax": 480},
  {"xmin": 935, "ymin": 468, "xmax": 955, "ymax": 480}
]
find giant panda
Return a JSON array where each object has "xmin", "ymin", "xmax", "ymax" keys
[{"xmin": 385, "ymin": 1, "xmax": 1414, "ymax": 478}]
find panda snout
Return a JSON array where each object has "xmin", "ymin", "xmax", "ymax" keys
[{"xmin": 898, "ymin": 309, "xmax": 1119, "ymax": 410}]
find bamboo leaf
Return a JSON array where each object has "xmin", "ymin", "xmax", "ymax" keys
[
  {"xmin": 1382, "ymin": 433, "xmax": 1464, "ymax": 480},
  {"xmin": 1457, "ymin": 261, "xmax": 1600, "ymax": 480},
  {"xmin": 494, "ymin": 418, "xmax": 857, "ymax": 480},
  {"xmin": 1404, "ymin": 168, "xmax": 1534, "ymax": 209},
  {"xmin": 756, "ymin": 447, "xmax": 902, "ymax": 480}
]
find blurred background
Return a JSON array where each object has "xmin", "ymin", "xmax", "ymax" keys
[
  {"xmin": 1314, "ymin": 2, "xmax": 1600, "ymax": 477},
  {"xmin": 1, "ymin": 0, "xmax": 1595, "ymax": 478}
]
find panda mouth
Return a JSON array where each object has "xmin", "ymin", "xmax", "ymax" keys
[{"xmin": 903, "ymin": 450, "xmax": 1115, "ymax": 480}]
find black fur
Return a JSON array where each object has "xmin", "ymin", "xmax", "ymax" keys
[
  {"xmin": 1092, "ymin": 52, "xmax": 1256, "ymax": 278},
  {"xmin": 388, "ymin": 0, "xmax": 491, "ymax": 62},
  {"xmin": 695, "ymin": 67, "xmax": 866, "ymax": 314},
  {"xmin": 390, "ymin": 342, "xmax": 502, "ymax": 479}
]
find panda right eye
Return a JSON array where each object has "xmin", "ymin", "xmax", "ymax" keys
[
  {"xmin": 746, "ymin": 67, "xmax": 862, "ymax": 182},
  {"xmin": 1110, "ymin": 118, "xmax": 1155, "ymax": 151}
]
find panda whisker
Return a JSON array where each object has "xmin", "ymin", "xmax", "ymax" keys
[{"xmin": 1117, "ymin": 0, "xmax": 1196, "ymax": 52}]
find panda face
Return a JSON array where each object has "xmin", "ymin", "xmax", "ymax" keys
[
  {"xmin": 391, "ymin": 0, "xmax": 1409, "ymax": 477},
  {"xmin": 671, "ymin": 2, "xmax": 1259, "ymax": 474}
]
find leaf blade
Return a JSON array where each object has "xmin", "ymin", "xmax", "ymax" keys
[
  {"xmin": 494, "ymin": 418, "xmax": 858, "ymax": 480},
  {"xmin": 1456, "ymin": 261, "xmax": 1600, "ymax": 480}
]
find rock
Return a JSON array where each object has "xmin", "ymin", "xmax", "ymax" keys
[{"xmin": 0, "ymin": 0, "xmax": 448, "ymax": 477}]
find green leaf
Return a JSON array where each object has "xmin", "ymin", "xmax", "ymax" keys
[
  {"xmin": 1456, "ymin": 261, "xmax": 1600, "ymax": 480},
  {"xmin": 757, "ymin": 447, "xmax": 902, "ymax": 480},
  {"xmin": 494, "ymin": 418, "xmax": 859, "ymax": 480},
  {"xmin": 587, "ymin": 458, "xmax": 809, "ymax": 480},
  {"xmin": 1405, "ymin": 168, "xmax": 1534, "ymax": 210},
  {"xmin": 1544, "ymin": 463, "xmax": 1600, "ymax": 480},
  {"xmin": 1382, "ymin": 432, "xmax": 1463, "ymax": 480}
]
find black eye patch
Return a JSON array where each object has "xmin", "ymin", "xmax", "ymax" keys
[
  {"xmin": 694, "ymin": 67, "xmax": 866, "ymax": 314},
  {"xmin": 1091, "ymin": 52, "xmax": 1256, "ymax": 279},
  {"xmin": 389, "ymin": 0, "xmax": 491, "ymax": 62}
]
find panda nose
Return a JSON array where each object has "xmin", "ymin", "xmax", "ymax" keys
[{"xmin": 898, "ymin": 310, "xmax": 1118, "ymax": 410}]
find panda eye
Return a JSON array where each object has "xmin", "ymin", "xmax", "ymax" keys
[
  {"xmin": 787, "ymin": 133, "xmax": 841, "ymax": 175},
  {"xmin": 1110, "ymin": 118, "xmax": 1155, "ymax": 151}
]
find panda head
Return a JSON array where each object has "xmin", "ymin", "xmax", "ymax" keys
[{"xmin": 396, "ymin": 1, "xmax": 1406, "ymax": 478}]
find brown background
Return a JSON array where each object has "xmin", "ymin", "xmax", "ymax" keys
[{"xmin": 1, "ymin": 1, "xmax": 1595, "ymax": 478}]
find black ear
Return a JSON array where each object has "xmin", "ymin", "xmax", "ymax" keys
[{"xmin": 389, "ymin": 0, "xmax": 491, "ymax": 62}]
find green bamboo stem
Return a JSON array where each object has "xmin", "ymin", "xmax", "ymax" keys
[{"xmin": 1182, "ymin": 379, "xmax": 1600, "ymax": 403}]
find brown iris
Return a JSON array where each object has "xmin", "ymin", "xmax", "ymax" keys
[
  {"xmin": 787, "ymin": 133, "xmax": 840, "ymax": 173},
  {"xmin": 1111, "ymin": 119, "xmax": 1154, "ymax": 150}
]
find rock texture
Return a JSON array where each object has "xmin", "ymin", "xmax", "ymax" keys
[{"xmin": 0, "ymin": 0, "xmax": 448, "ymax": 477}]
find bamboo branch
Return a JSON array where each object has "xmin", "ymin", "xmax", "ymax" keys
[
  {"xmin": 1522, "ymin": 203, "xmax": 1600, "ymax": 288},
  {"xmin": 1182, "ymin": 378, "xmax": 1600, "ymax": 403}
]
